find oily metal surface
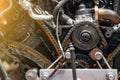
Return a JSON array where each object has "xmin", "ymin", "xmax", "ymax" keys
[
  {"xmin": 72, "ymin": 21, "xmax": 100, "ymax": 50},
  {"xmin": 8, "ymin": 41, "xmax": 51, "ymax": 68}
]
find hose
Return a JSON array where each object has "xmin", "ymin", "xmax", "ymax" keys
[
  {"xmin": 0, "ymin": 0, "xmax": 13, "ymax": 15},
  {"xmin": 64, "ymin": 2, "xmax": 74, "ymax": 19},
  {"xmin": 53, "ymin": 0, "xmax": 69, "ymax": 19}
]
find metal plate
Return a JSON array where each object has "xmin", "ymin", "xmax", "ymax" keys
[{"xmin": 40, "ymin": 69, "xmax": 118, "ymax": 80}]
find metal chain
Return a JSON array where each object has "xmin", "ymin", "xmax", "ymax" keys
[
  {"xmin": 8, "ymin": 41, "xmax": 51, "ymax": 68},
  {"xmin": 36, "ymin": 20, "xmax": 61, "ymax": 57}
]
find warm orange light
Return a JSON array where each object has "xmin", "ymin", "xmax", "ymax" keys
[{"xmin": 0, "ymin": 0, "xmax": 9, "ymax": 12}]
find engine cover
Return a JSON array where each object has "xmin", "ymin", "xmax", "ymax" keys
[{"xmin": 72, "ymin": 21, "xmax": 100, "ymax": 50}]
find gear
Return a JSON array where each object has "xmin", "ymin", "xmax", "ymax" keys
[
  {"xmin": 8, "ymin": 41, "xmax": 51, "ymax": 68},
  {"xmin": 76, "ymin": 59, "xmax": 90, "ymax": 68},
  {"xmin": 72, "ymin": 21, "xmax": 100, "ymax": 50},
  {"xmin": 76, "ymin": 54, "xmax": 93, "ymax": 68}
]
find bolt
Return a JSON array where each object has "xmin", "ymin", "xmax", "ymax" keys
[
  {"xmin": 65, "ymin": 51, "xmax": 71, "ymax": 59},
  {"xmin": 42, "ymin": 72, "xmax": 49, "ymax": 80},
  {"xmin": 81, "ymin": 31, "xmax": 91, "ymax": 42},
  {"xmin": 25, "ymin": 69, "xmax": 38, "ymax": 80},
  {"xmin": 107, "ymin": 72, "xmax": 115, "ymax": 80},
  {"xmin": 95, "ymin": 52, "xmax": 103, "ymax": 60}
]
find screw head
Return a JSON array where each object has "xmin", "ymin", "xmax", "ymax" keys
[
  {"xmin": 107, "ymin": 72, "xmax": 115, "ymax": 80},
  {"xmin": 42, "ymin": 72, "xmax": 49, "ymax": 80},
  {"xmin": 95, "ymin": 52, "xmax": 103, "ymax": 60}
]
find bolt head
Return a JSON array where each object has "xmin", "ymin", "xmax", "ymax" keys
[{"xmin": 107, "ymin": 72, "xmax": 115, "ymax": 80}]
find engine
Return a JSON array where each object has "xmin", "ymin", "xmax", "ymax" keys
[{"xmin": 0, "ymin": 0, "xmax": 120, "ymax": 80}]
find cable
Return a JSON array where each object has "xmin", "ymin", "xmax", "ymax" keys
[
  {"xmin": 53, "ymin": 0, "xmax": 69, "ymax": 20},
  {"xmin": 56, "ymin": 10, "xmax": 65, "ymax": 58},
  {"xmin": 0, "ymin": 0, "xmax": 13, "ymax": 16}
]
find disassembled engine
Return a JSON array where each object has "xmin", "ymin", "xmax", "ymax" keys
[{"xmin": 0, "ymin": 0, "xmax": 120, "ymax": 80}]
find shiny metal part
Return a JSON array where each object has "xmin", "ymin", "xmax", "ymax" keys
[
  {"xmin": 65, "ymin": 51, "xmax": 71, "ymax": 60},
  {"xmin": 40, "ymin": 69, "xmax": 118, "ymax": 80},
  {"xmin": 19, "ymin": 0, "xmax": 53, "ymax": 20},
  {"xmin": 95, "ymin": 52, "xmax": 103, "ymax": 60},
  {"xmin": 47, "ymin": 55, "xmax": 62, "ymax": 69},
  {"xmin": 42, "ymin": 72, "xmax": 49, "ymax": 80},
  {"xmin": 105, "ymin": 28, "xmax": 115, "ymax": 38},
  {"xmin": 75, "ymin": 4, "xmax": 93, "ymax": 23},
  {"xmin": 75, "ymin": 14, "xmax": 93, "ymax": 23},
  {"xmin": 103, "ymin": 56, "xmax": 111, "ymax": 69},
  {"xmin": 113, "ymin": 24, "xmax": 120, "ymax": 31},
  {"xmin": 96, "ymin": 61, "xmax": 103, "ymax": 69},
  {"xmin": 25, "ymin": 68, "xmax": 39, "ymax": 80},
  {"xmin": 107, "ymin": 72, "xmax": 115, "ymax": 80}
]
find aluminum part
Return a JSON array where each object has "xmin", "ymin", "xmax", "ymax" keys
[
  {"xmin": 40, "ymin": 69, "xmax": 118, "ymax": 80},
  {"xmin": 65, "ymin": 51, "xmax": 71, "ymax": 59},
  {"xmin": 113, "ymin": 24, "xmax": 120, "ymax": 31},
  {"xmin": 25, "ymin": 68, "xmax": 39, "ymax": 80},
  {"xmin": 42, "ymin": 72, "xmax": 49, "ymax": 80},
  {"xmin": 107, "ymin": 72, "xmax": 115, "ymax": 80},
  {"xmin": 95, "ymin": 52, "xmax": 103, "ymax": 60}
]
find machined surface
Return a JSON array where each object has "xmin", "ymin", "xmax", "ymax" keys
[{"xmin": 40, "ymin": 69, "xmax": 118, "ymax": 80}]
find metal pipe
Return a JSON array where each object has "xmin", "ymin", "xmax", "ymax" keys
[
  {"xmin": 69, "ymin": 43, "xmax": 77, "ymax": 80},
  {"xmin": 103, "ymin": 56, "xmax": 111, "ymax": 69},
  {"xmin": 19, "ymin": 0, "xmax": 53, "ymax": 20},
  {"xmin": 95, "ymin": 8, "xmax": 120, "ymax": 24},
  {"xmin": 47, "ymin": 55, "xmax": 62, "ymax": 69},
  {"xmin": 28, "ymin": 7, "xmax": 53, "ymax": 20},
  {"xmin": 96, "ymin": 61, "xmax": 102, "ymax": 69}
]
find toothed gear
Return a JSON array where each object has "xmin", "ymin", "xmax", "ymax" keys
[
  {"xmin": 76, "ymin": 59, "xmax": 90, "ymax": 68},
  {"xmin": 72, "ymin": 21, "xmax": 100, "ymax": 50},
  {"xmin": 76, "ymin": 54, "xmax": 93, "ymax": 68}
]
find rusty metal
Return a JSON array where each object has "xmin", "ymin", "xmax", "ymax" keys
[
  {"xmin": 72, "ymin": 21, "xmax": 100, "ymax": 50},
  {"xmin": 36, "ymin": 20, "xmax": 61, "ymax": 57},
  {"xmin": 89, "ymin": 48, "xmax": 103, "ymax": 61},
  {"xmin": 8, "ymin": 41, "xmax": 51, "ymax": 68},
  {"xmin": 95, "ymin": 8, "xmax": 120, "ymax": 24},
  {"xmin": 107, "ymin": 44, "xmax": 120, "ymax": 61}
]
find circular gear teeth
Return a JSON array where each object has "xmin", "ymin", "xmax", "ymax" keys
[
  {"xmin": 75, "ymin": 54, "xmax": 93, "ymax": 68},
  {"xmin": 72, "ymin": 21, "xmax": 100, "ymax": 50},
  {"xmin": 76, "ymin": 59, "xmax": 90, "ymax": 68}
]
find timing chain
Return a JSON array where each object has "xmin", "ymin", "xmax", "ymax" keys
[
  {"xmin": 36, "ymin": 20, "xmax": 61, "ymax": 57},
  {"xmin": 62, "ymin": 25, "xmax": 76, "ymax": 46},
  {"xmin": 62, "ymin": 22, "xmax": 108, "ymax": 47},
  {"xmin": 8, "ymin": 41, "xmax": 51, "ymax": 68}
]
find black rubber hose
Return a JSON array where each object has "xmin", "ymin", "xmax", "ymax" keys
[
  {"xmin": 53, "ymin": 0, "xmax": 69, "ymax": 19},
  {"xmin": 69, "ymin": 43, "xmax": 77, "ymax": 80},
  {"xmin": 64, "ymin": 2, "xmax": 74, "ymax": 19}
]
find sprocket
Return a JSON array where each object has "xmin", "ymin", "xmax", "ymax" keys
[
  {"xmin": 72, "ymin": 21, "xmax": 100, "ymax": 50},
  {"xmin": 75, "ymin": 54, "xmax": 93, "ymax": 68}
]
